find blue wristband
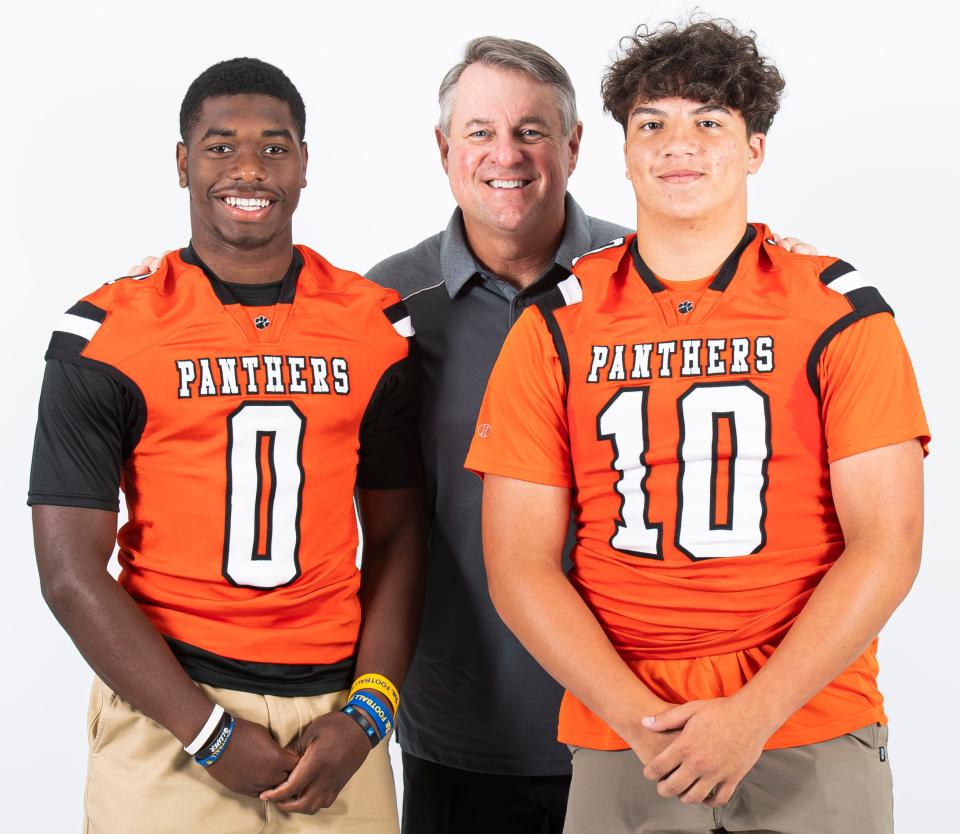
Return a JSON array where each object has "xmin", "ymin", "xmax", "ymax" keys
[
  {"xmin": 347, "ymin": 691, "xmax": 394, "ymax": 739},
  {"xmin": 195, "ymin": 714, "xmax": 235, "ymax": 768}
]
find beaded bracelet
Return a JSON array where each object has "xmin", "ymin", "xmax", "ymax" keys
[{"xmin": 341, "ymin": 704, "xmax": 380, "ymax": 748}]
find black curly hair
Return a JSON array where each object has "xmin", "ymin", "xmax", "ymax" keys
[
  {"xmin": 602, "ymin": 19, "xmax": 785, "ymax": 135},
  {"xmin": 179, "ymin": 57, "xmax": 306, "ymax": 143}
]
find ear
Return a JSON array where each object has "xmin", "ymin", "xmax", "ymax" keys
[
  {"xmin": 300, "ymin": 142, "xmax": 309, "ymax": 188},
  {"xmin": 567, "ymin": 122, "xmax": 583, "ymax": 175},
  {"xmin": 435, "ymin": 127, "xmax": 450, "ymax": 175},
  {"xmin": 176, "ymin": 142, "xmax": 189, "ymax": 188},
  {"xmin": 746, "ymin": 132, "xmax": 766, "ymax": 175}
]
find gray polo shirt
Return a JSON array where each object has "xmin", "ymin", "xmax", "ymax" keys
[{"xmin": 367, "ymin": 194, "xmax": 628, "ymax": 776}]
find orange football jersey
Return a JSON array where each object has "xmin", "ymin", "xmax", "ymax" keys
[
  {"xmin": 466, "ymin": 224, "xmax": 929, "ymax": 749},
  {"xmin": 36, "ymin": 246, "xmax": 416, "ymax": 668}
]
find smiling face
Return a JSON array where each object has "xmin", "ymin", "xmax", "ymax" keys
[
  {"xmin": 177, "ymin": 94, "xmax": 308, "ymax": 251},
  {"xmin": 624, "ymin": 96, "xmax": 764, "ymax": 226},
  {"xmin": 437, "ymin": 63, "xmax": 581, "ymax": 244}
]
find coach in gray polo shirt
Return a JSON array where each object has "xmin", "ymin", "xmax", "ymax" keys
[{"xmin": 367, "ymin": 37, "xmax": 627, "ymax": 834}]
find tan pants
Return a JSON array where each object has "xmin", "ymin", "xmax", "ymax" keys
[
  {"xmin": 83, "ymin": 678, "xmax": 399, "ymax": 834},
  {"xmin": 564, "ymin": 723, "xmax": 893, "ymax": 834}
]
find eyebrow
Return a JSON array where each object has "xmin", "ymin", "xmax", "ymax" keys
[
  {"xmin": 198, "ymin": 127, "xmax": 296, "ymax": 141},
  {"xmin": 630, "ymin": 103, "xmax": 732, "ymax": 119},
  {"xmin": 463, "ymin": 116, "xmax": 550, "ymax": 129}
]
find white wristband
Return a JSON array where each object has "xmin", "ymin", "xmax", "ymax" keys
[{"xmin": 184, "ymin": 704, "xmax": 225, "ymax": 756}]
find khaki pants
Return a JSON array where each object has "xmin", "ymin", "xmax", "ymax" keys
[
  {"xmin": 83, "ymin": 678, "xmax": 399, "ymax": 834},
  {"xmin": 564, "ymin": 724, "xmax": 892, "ymax": 834}
]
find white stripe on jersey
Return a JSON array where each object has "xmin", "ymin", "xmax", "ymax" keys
[
  {"xmin": 392, "ymin": 316, "xmax": 415, "ymax": 337},
  {"xmin": 57, "ymin": 313, "xmax": 102, "ymax": 341},
  {"xmin": 557, "ymin": 274, "xmax": 583, "ymax": 306},
  {"xmin": 571, "ymin": 237, "xmax": 625, "ymax": 267},
  {"xmin": 826, "ymin": 270, "xmax": 871, "ymax": 296}
]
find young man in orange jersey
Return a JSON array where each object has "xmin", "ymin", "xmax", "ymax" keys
[
  {"xmin": 466, "ymin": 19, "xmax": 929, "ymax": 834},
  {"xmin": 29, "ymin": 58, "xmax": 424, "ymax": 833}
]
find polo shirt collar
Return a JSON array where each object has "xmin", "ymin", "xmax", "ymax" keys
[{"xmin": 438, "ymin": 193, "xmax": 594, "ymax": 299}]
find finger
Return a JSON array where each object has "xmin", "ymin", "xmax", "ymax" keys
[
  {"xmin": 274, "ymin": 787, "xmax": 332, "ymax": 815},
  {"xmin": 126, "ymin": 264, "xmax": 152, "ymax": 276},
  {"xmin": 679, "ymin": 777, "xmax": 715, "ymax": 805},
  {"xmin": 655, "ymin": 763, "xmax": 698, "ymax": 799},
  {"xmin": 642, "ymin": 703, "xmax": 695, "ymax": 732},
  {"xmin": 260, "ymin": 764, "xmax": 310, "ymax": 801},
  {"xmin": 642, "ymin": 744, "xmax": 684, "ymax": 781},
  {"xmin": 704, "ymin": 781, "xmax": 733, "ymax": 808},
  {"xmin": 790, "ymin": 242, "xmax": 818, "ymax": 255}
]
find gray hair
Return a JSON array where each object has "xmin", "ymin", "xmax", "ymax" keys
[{"xmin": 437, "ymin": 36, "xmax": 579, "ymax": 137}]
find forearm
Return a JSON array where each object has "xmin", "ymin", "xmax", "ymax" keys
[
  {"xmin": 353, "ymin": 487, "xmax": 426, "ymax": 688},
  {"xmin": 489, "ymin": 557, "xmax": 669, "ymax": 737},
  {"xmin": 737, "ymin": 536, "xmax": 920, "ymax": 734},
  {"xmin": 41, "ymin": 567, "xmax": 216, "ymax": 744}
]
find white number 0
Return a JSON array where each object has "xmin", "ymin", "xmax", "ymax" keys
[
  {"xmin": 223, "ymin": 402, "xmax": 306, "ymax": 588},
  {"xmin": 598, "ymin": 382, "xmax": 770, "ymax": 560}
]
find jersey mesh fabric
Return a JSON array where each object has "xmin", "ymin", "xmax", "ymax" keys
[
  {"xmin": 33, "ymin": 246, "xmax": 417, "ymax": 668},
  {"xmin": 465, "ymin": 224, "xmax": 929, "ymax": 750}
]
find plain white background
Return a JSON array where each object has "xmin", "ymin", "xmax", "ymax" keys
[{"xmin": 4, "ymin": 0, "xmax": 958, "ymax": 830}]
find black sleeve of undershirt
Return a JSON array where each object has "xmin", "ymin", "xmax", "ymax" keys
[
  {"xmin": 28, "ymin": 359, "xmax": 143, "ymax": 510},
  {"xmin": 357, "ymin": 352, "xmax": 424, "ymax": 490}
]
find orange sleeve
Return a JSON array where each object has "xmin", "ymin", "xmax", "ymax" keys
[
  {"xmin": 464, "ymin": 307, "xmax": 573, "ymax": 487},
  {"xmin": 818, "ymin": 313, "xmax": 930, "ymax": 462}
]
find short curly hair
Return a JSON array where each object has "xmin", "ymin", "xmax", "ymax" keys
[
  {"xmin": 180, "ymin": 57, "xmax": 306, "ymax": 143},
  {"xmin": 602, "ymin": 19, "xmax": 785, "ymax": 135}
]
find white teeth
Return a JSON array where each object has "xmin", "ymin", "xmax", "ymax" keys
[
  {"xmin": 223, "ymin": 196, "xmax": 272, "ymax": 210},
  {"xmin": 489, "ymin": 179, "xmax": 526, "ymax": 189}
]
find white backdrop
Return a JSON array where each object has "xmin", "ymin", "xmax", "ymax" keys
[{"xmin": 4, "ymin": 0, "xmax": 958, "ymax": 830}]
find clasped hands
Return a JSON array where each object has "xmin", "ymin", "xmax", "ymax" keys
[
  {"xmin": 206, "ymin": 710, "xmax": 372, "ymax": 814},
  {"xmin": 629, "ymin": 694, "xmax": 778, "ymax": 808}
]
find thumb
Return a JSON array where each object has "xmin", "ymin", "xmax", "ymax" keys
[{"xmin": 641, "ymin": 702, "xmax": 695, "ymax": 732}]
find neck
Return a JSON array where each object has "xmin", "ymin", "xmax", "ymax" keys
[
  {"xmin": 189, "ymin": 224, "xmax": 294, "ymax": 285},
  {"xmin": 634, "ymin": 203, "xmax": 748, "ymax": 282},
  {"xmin": 462, "ymin": 208, "xmax": 566, "ymax": 289}
]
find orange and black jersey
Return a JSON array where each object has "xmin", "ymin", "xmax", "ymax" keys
[
  {"xmin": 466, "ymin": 224, "xmax": 929, "ymax": 749},
  {"xmin": 29, "ymin": 245, "xmax": 422, "ymax": 695}
]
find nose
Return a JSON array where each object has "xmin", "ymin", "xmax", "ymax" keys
[
  {"xmin": 228, "ymin": 146, "xmax": 266, "ymax": 183},
  {"xmin": 662, "ymin": 123, "xmax": 699, "ymax": 157},
  {"xmin": 489, "ymin": 133, "xmax": 525, "ymax": 168}
]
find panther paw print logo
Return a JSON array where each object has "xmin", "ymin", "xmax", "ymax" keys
[
  {"xmin": 254, "ymin": 315, "xmax": 271, "ymax": 330},
  {"xmin": 677, "ymin": 300, "xmax": 694, "ymax": 315}
]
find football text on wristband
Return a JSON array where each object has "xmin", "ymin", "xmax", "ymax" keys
[
  {"xmin": 349, "ymin": 673, "xmax": 400, "ymax": 715},
  {"xmin": 348, "ymin": 691, "xmax": 394, "ymax": 738},
  {"xmin": 184, "ymin": 704, "xmax": 226, "ymax": 756},
  {"xmin": 195, "ymin": 713, "xmax": 236, "ymax": 767},
  {"xmin": 341, "ymin": 704, "xmax": 380, "ymax": 748}
]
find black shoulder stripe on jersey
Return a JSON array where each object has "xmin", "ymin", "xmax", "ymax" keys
[
  {"xmin": 47, "ymin": 331, "xmax": 90, "ymax": 356},
  {"xmin": 535, "ymin": 301, "xmax": 570, "ymax": 392},
  {"xmin": 43, "ymin": 349, "xmax": 148, "ymax": 458},
  {"xmin": 383, "ymin": 299, "xmax": 410, "ymax": 324},
  {"xmin": 818, "ymin": 259, "xmax": 856, "ymax": 285},
  {"xmin": 66, "ymin": 301, "xmax": 107, "ymax": 322},
  {"xmin": 806, "ymin": 286, "xmax": 894, "ymax": 400}
]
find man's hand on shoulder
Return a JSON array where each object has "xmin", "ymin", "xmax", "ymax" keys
[
  {"xmin": 771, "ymin": 233, "xmax": 818, "ymax": 255},
  {"xmin": 640, "ymin": 695, "xmax": 776, "ymax": 807},
  {"xmin": 125, "ymin": 253, "xmax": 167, "ymax": 276},
  {"xmin": 259, "ymin": 710, "xmax": 372, "ymax": 814},
  {"xmin": 205, "ymin": 717, "xmax": 299, "ymax": 797}
]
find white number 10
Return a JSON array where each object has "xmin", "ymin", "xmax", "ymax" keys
[{"xmin": 598, "ymin": 382, "xmax": 770, "ymax": 560}]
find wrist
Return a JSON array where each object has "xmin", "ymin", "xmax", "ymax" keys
[{"xmin": 731, "ymin": 682, "xmax": 789, "ymax": 738}]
